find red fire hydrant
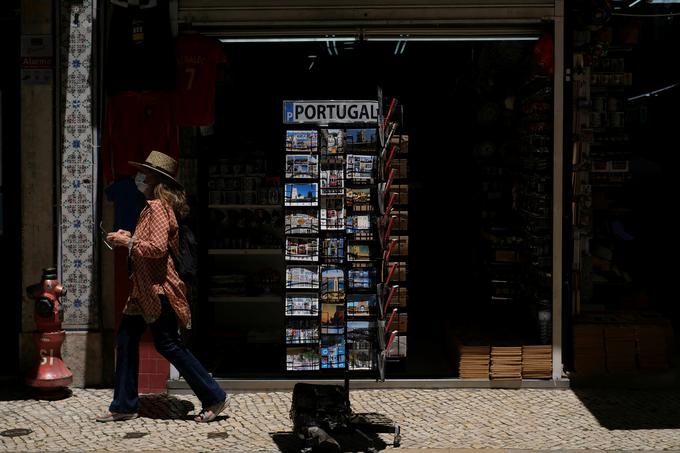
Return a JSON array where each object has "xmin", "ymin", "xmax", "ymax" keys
[{"xmin": 25, "ymin": 267, "xmax": 73, "ymax": 391}]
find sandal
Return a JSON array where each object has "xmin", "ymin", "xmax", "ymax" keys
[
  {"xmin": 194, "ymin": 396, "xmax": 229, "ymax": 423},
  {"xmin": 96, "ymin": 411, "xmax": 138, "ymax": 422}
]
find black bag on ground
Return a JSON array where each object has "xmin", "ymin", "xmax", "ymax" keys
[
  {"xmin": 170, "ymin": 221, "xmax": 198, "ymax": 283},
  {"xmin": 290, "ymin": 383, "xmax": 351, "ymax": 433}
]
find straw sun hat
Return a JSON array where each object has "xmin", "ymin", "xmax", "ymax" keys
[{"xmin": 129, "ymin": 150, "xmax": 183, "ymax": 188}]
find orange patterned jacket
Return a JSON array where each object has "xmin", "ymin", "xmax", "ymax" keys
[{"xmin": 125, "ymin": 199, "xmax": 191, "ymax": 328}]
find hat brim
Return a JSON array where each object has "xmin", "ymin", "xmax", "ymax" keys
[{"xmin": 129, "ymin": 161, "xmax": 183, "ymax": 189}]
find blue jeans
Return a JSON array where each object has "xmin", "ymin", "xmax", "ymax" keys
[{"xmin": 109, "ymin": 296, "xmax": 226, "ymax": 413}]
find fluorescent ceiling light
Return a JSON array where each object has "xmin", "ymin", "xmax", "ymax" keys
[
  {"xmin": 367, "ymin": 36, "xmax": 538, "ymax": 42},
  {"xmin": 627, "ymin": 82, "xmax": 679, "ymax": 101},
  {"xmin": 628, "ymin": 0, "xmax": 643, "ymax": 5},
  {"xmin": 219, "ymin": 37, "xmax": 355, "ymax": 43},
  {"xmin": 219, "ymin": 36, "xmax": 538, "ymax": 43}
]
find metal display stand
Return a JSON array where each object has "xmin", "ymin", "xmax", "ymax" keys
[{"xmin": 283, "ymin": 95, "xmax": 402, "ymax": 451}]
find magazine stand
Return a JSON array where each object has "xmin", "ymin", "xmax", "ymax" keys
[{"xmin": 283, "ymin": 95, "xmax": 402, "ymax": 451}]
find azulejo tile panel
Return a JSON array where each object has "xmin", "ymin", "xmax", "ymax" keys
[{"xmin": 60, "ymin": 0, "xmax": 96, "ymax": 329}]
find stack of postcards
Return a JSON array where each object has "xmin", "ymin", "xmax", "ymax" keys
[
  {"xmin": 490, "ymin": 346, "xmax": 522, "ymax": 380},
  {"xmin": 458, "ymin": 345, "xmax": 490, "ymax": 379},
  {"xmin": 521, "ymin": 345, "xmax": 552, "ymax": 378}
]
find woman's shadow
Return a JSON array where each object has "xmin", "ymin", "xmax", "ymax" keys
[{"xmin": 138, "ymin": 394, "xmax": 229, "ymax": 422}]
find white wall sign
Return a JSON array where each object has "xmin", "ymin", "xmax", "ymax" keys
[{"xmin": 283, "ymin": 100, "xmax": 379, "ymax": 125}]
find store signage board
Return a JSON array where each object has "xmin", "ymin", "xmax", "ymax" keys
[
  {"xmin": 283, "ymin": 100, "xmax": 379, "ymax": 125},
  {"xmin": 21, "ymin": 35, "xmax": 53, "ymax": 85}
]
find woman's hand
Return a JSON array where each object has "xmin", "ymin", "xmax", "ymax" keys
[{"xmin": 106, "ymin": 230, "xmax": 132, "ymax": 248}]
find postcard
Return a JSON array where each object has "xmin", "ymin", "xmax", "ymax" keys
[
  {"xmin": 349, "ymin": 346, "xmax": 375, "ymax": 371},
  {"xmin": 386, "ymin": 335, "xmax": 407, "ymax": 358},
  {"xmin": 346, "ymin": 214, "xmax": 371, "ymax": 233},
  {"xmin": 346, "ymin": 187, "xmax": 371, "ymax": 210},
  {"xmin": 347, "ymin": 294, "xmax": 377, "ymax": 316},
  {"xmin": 391, "ymin": 158, "xmax": 408, "ymax": 179},
  {"xmin": 393, "ymin": 210, "xmax": 408, "ymax": 230},
  {"xmin": 345, "ymin": 128, "xmax": 377, "ymax": 153},
  {"xmin": 392, "ymin": 184, "xmax": 409, "ymax": 205},
  {"xmin": 321, "ymin": 266, "xmax": 345, "ymax": 301},
  {"xmin": 287, "ymin": 346, "xmax": 320, "ymax": 371},
  {"xmin": 346, "ymin": 154, "xmax": 376, "ymax": 181},
  {"xmin": 285, "ymin": 294, "xmax": 319, "ymax": 316},
  {"xmin": 389, "ymin": 236, "xmax": 409, "ymax": 257},
  {"xmin": 381, "ymin": 286, "xmax": 408, "ymax": 308},
  {"xmin": 320, "ymin": 169, "xmax": 344, "ymax": 195},
  {"xmin": 320, "ymin": 335, "xmax": 346, "ymax": 369},
  {"xmin": 320, "ymin": 129, "xmax": 345, "ymax": 155},
  {"xmin": 286, "ymin": 319, "xmax": 320, "ymax": 344},
  {"xmin": 347, "ymin": 320, "xmax": 376, "ymax": 341},
  {"xmin": 348, "ymin": 267, "xmax": 376, "ymax": 289},
  {"xmin": 286, "ymin": 154, "xmax": 319, "ymax": 179},
  {"xmin": 286, "ymin": 130, "xmax": 318, "ymax": 153},
  {"xmin": 285, "ymin": 183, "xmax": 319, "ymax": 206},
  {"xmin": 321, "ymin": 237, "xmax": 345, "ymax": 262},
  {"xmin": 320, "ymin": 197, "xmax": 345, "ymax": 230},
  {"xmin": 394, "ymin": 287, "xmax": 408, "ymax": 307},
  {"xmin": 321, "ymin": 303, "xmax": 345, "ymax": 334},
  {"xmin": 286, "ymin": 265, "xmax": 319, "ymax": 289},
  {"xmin": 391, "ymin": 134, "xmax": 408, "ymax": 154},
  {"xmin": 285, "ymin": 237, "xmax": 319, "ymax": 262},
  {"xmin": 347, "ymin": 243, "xmax": 371, "ymax": 261},
  {"xmin": 285, "ymin": 211, "xmax": 319, "ymax": 235},
  {"xmin": 396, "ymin": 313, "xmax": 408, "ymax": 333}
]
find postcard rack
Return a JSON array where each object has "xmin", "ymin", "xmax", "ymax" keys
[
  {"xmin": 282, "ymin": 95, "xmax": 408, "ymax": 382},
  {"xmin": 283, "ymin": 107, "xmax": 382, "ymax": 375},
  {"xmin": 283, "ymin": 96, "xmax": 403, "ymax": 451}
]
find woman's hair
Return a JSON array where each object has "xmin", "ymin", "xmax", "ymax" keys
[{"xmin": 154, "ymin": 181, "xmax": 190, "ymax": 220}]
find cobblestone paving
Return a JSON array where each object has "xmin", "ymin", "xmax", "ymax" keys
[{"xmin": 1, "ymin": 387, "xmax": 679, "ymax": 452}]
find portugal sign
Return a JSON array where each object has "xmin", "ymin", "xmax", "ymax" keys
[{"xmin": 283, "ymin": 100, "xmax": 379, "ymax": 125}]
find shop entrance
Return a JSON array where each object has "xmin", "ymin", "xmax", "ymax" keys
[{"xmin": 186, "ymin": 35, "xmax": 555, "ymax": 379}]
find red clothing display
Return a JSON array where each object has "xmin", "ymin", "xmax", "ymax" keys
[
  {"xmin": 175, "ymin": 33, "xmax": 227, "ymax": 127},
  {"xmin": 102, "ymin": 91, "xmax": 179, "ymax": 183}
]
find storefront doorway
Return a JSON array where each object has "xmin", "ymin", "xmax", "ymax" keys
[{"xmin": 184, "ymin": 35, "xmax": 557, "ymax": 379}]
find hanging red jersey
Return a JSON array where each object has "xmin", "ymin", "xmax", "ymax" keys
[
  {"xmin": 175, "ymin": 33, "xmax": 227, "ymax": 127},
  {"xmin": 102, "ymin": 91, "xmax": 179, "ymax": 183}
]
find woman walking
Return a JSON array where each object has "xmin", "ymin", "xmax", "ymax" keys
[{"xmin": 97, "ymin": 150, "xmax": 227, "ymax": 423}]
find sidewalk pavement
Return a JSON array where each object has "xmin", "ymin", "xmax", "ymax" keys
[{"xmin": 1, "ymin": 386, "xmax": 679, "ymax": 452}]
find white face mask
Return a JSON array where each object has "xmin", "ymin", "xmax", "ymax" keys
[{"xmin": 134, "ymin": 172, "xmax": 148, "ymax": 194}]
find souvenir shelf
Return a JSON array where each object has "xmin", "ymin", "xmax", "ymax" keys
[
  {"xmin": 518, "ymin": 75, "xmax": 554, "ymax": 345},
  {"xmin": 572, "ymin": 38, "xmax": 634, "ymax": 315},
  {"xmin": 199, "ymin": 140, "xmax": 285, "ymax": 373},
  {"xmin": 569, "ymin": 30, "xmax": 666, "ymax": 376}
]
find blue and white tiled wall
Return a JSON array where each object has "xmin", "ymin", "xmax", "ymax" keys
[{"xmin": 60, "ymin": 0, "xmax": 97, "ymax": 329}]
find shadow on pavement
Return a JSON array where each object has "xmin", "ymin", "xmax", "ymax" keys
[
  {"xmin": 138, "ymin": 393, "xmax": 197, "ymax": 420},
  {"xmin": 0, "ymin": 382, "xmax": 72, "ymax": 402},
  {"xmin": 573, "ymin": 388, "xmax": 680, "ymax": 430},
  {"xmin": 271, "ymin": 412, "xmax": 395, "ymax": 453},
  {"xmin": 271, "ymin": 430, "xmax": 387, "ymax": 453}
]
